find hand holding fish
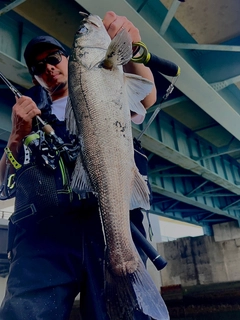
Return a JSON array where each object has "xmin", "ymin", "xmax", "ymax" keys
[
  {"xmin": 103, "ymin": 11, "xmax": 141, "ymax": 43},
  {"xmin": 103, "ymin": 11, "xmax": 157, "ymax": 110}
]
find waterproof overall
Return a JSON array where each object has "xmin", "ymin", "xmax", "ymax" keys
[{"xmin": 0, "ymin": 86, "xmax": 152, "ymax": 320}]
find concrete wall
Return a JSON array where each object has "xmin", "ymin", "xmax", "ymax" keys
[
  {"xmin": 213, "ymin": 220, "xmax": 240, "ymax": 242},
  {"xmin": 0, "ymin": 277, "xmax": 7, "ymax": 304},
  {"xmin": 158, "ymin": 230, "xmax": 240, "ymax": 287}
]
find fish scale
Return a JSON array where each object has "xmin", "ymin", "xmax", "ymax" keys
[{"xmin": 66, "ymin": 13, "xmax": 169, "ymax": 320}]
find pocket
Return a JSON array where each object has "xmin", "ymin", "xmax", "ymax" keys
[{"xmin": 10, "ymin": 204, "xmax": 37, "ymax": 226}]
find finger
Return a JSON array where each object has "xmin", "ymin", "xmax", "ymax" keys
[
  {"xmin": 14, "ymin": 96, "xmax": 31, "ymax": 108},
  {"xmin": 17, "ymin": 103, "xmax": 35, "ymax": 115},
  {"xmin": 103, "ymin": 12, "xmax": 141, "ymax": 43},
  {"xmin": 104, "ymin": 13, "xmax": 128, "ymax": 39},
  {"xmin": 25, "ymin": 109, "xmax": 41, "ymax": 120},
  {"xmin": 122, "ymin": 24, "xmax": 141, "ymax": 43},
  {"xmin": 17, "ymin": 97, "xmax": 37, "ymax": 111},
  {"xmin": 102, "ymin": 11, "xmax": 117, "ymax": 32},
  {"xmin": 13, "ymin": 100, "xmax": 40, "ymax": 120}
]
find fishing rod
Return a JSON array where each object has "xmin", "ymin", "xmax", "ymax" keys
[
  {"xmin": 0, "ymin": 71, "xmax": 79, "ymax": 171},
  {"xmin": 0, "ymin": 71, "xmax": 51, "ymax": 130},
  {"xmin": 130, "ymin": 222, "xmax": 167, "ymax": 270},
  {"xmin": 0, "ymin": 71, "xmax": 74, "ymax": 149}
]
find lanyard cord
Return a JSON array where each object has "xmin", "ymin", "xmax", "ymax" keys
[
  {"xmin": 137, "ymin": 76, "xmax": 179, "ymax": 141},
  {"xmin": 131, "ymin": 41, "xmax": 180, "ymax": 141}
]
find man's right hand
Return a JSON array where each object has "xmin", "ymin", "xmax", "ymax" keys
[
  {"xmin": 0, "ymin": 95, "xmax": 42, "ymax": 183},
  {"xmin": 11, "ymin": 95, "xmax": 41, "ymax": 143}
]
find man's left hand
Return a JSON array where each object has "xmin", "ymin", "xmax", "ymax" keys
[{"xmin": 102, "ymin": 11, "xmax": 141, "ymax": 44}]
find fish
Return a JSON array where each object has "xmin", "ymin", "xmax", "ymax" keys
[{"xmin": 66, "ymin": 13, "xmax": 169, "ymax": 320}]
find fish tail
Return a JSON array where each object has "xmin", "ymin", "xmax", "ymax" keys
[{"xmin": 105, "ymin": 261, "xmax": 169, "ymax": 320}]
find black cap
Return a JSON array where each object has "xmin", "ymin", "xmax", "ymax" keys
[{"xmin": 24, "ymin": 35, "xmax": 68, "ymax": 71}]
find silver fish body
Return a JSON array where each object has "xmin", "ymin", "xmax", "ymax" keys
[{"xmin": 66, "ymin": 13, "xmax": 169, "ymax": 320}]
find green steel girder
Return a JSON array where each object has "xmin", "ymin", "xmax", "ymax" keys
[
  {"xmin": 0, "ymin": 0, "xmax": 26, "ymax": 14},
  {"xmin": 133, "ymin": 111, "xmax": 240, "ymax": 194},
  {"xmin": 132, "ymin": 111, "xmax": 240, "ymax": 227}
]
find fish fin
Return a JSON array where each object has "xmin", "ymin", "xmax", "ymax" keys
[
  {"xmin": 65, "ymin": 97, "xmax": 78, "ymax": 135},
  {"xmin": 105, "ymin": 260, "xmax": 170, "ymax": 320},
  {"xmin": 65, "ymin": 99, "xmax": 94, "ymax": 193},
  {"xmin": 124, "ymin": 73, "xmax": 154, "ymax": 116},
  {"xmin": 103, "ymin": 28, "xmax": 132, "ymax": 69},
  {"xmin": 130, "ymin": 167, "xmax": 150, "ymax": 211},
  {"xmin": 70, "ymin": 153, "xmax": 93, "ymax": 193}
]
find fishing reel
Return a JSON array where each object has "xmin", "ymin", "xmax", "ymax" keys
[
  {"xmin": 24, "ymin": 131, "xmax": 59, "ymax": 170},
  {"xmin": 24, "ymin": 129, "xmax": 80, "ymax": 171},
  {"xmin": 46, "ymin": 130, "xmax": 80, "ymax": 164}
]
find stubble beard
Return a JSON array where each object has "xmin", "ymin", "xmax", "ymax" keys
[{"xmin": 47, "ymin": 80, "xmax": 68, "ymax": 99}]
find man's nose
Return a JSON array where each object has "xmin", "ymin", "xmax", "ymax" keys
[{"xmin": 45, "ymin": 63, "xmax": 55, "ymax": 72}]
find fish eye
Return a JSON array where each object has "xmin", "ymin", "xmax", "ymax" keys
[{"xmin": 77, "ymin": 25, "xmax": 88, "ymax": 34}]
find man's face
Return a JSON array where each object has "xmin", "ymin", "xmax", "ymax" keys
[{"xmin": 33, "ymin": 47, "xmax": 69, "ymax": 97}]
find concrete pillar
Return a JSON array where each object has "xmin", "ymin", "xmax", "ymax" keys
[
  {"xmin": 0, "ymin": 277, "xmax": 7, "ymax": 305},
  {"xmin": 213, "ymin": 221, "xmax": 240, "ymax": 242}
]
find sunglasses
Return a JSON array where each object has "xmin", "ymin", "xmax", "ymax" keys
[{"xmin": 30, "ymin": 50, "xmax": 66, "ymax": 76}]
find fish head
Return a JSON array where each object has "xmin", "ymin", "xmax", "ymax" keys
[
  {"xmin": 69, "ymin": 13, "xmax": 111, "ymax": 69},
  {"xmin": 73, "ymin": 13, "xmax": 111, "ymax": 51}
]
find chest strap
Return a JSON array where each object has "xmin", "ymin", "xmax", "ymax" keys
[{"xmin": 4, "ymin": 147, "xmax": 22, "ymax": 170}]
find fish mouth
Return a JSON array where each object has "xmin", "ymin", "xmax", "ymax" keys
[
  {"xmin": 78, "ymin": 12, "xmax": 102, "ymax": 28},
  {"xmin": 79, "ymin": 11, "xmax": 88, "ymax": 18}
]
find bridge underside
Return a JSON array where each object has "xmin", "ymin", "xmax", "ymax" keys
[{"xmin": 0, "ymin": 1, "xmax": 240, "ymax": 241}]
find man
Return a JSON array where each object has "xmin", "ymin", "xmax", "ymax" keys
[{"xmin": 0, "ymin": 11, "xmax": 157, "ymax": 320}]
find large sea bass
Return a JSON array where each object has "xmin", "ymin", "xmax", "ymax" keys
[{"xmin": 66, "ymin": 13, "xmax": 169, "ymax": 320}]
